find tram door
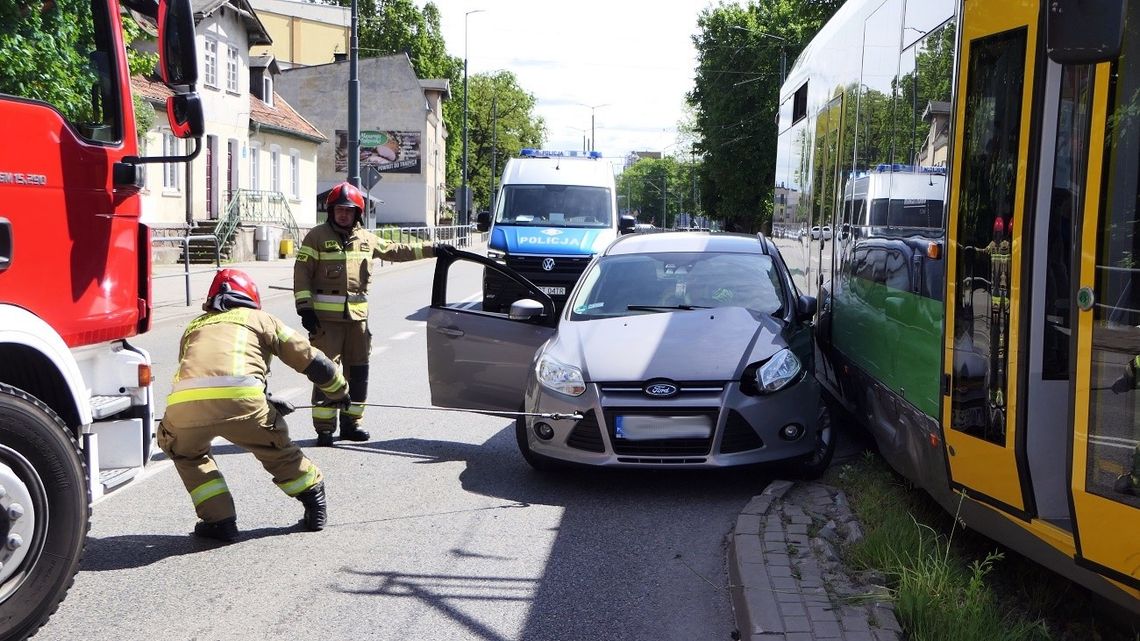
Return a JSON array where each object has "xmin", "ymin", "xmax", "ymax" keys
[
  {"xmin": 942, "ymin": 0, "xmax": 1038, "ymax": 513},
  {"xmin": 1069, "ymin": 13, "xmax": 1140, "ymax": 584}
]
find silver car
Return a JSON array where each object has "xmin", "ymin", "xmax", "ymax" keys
[{"xmin": 427, "ymin": 232, "xmax": 834, "ymax": 475}]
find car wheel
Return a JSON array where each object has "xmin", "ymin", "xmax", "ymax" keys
[
  {"xmin": 0, "ymin": 384, "xmax": 90, "ymax": 641},
  {"xmin": 798, "ymin": 401, "xmax": 836, "ymax": 479},
  {"xmin": 514, "ymin": 415, "xmax": 562, "ymax": 473}
]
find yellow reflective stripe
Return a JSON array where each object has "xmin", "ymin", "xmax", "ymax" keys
[
  {"xmin": 277, "ymin": 465, "xmax": 319, "ymax": 496},
  {"xmin": 185, "ymin": 307, "xmax": 249, "ymax": 334},
  {"xmin": 298, "ymin": 246, "xmax": 318, "ymax": 260},
  {"xmin": 345, "ymin": 403, "xmax": 364, "ymax": 418},
  {"xmin": 276, "ymin": 324, "xmax": 296, "ymax": 343},
  {"xmin": 294, "ymin": 290, "xmax": 312, "ymax": 302},
  {"xmin": 313, "ymin": 301, "xmax": 346, "ymax": 312},
  {"xmin": 319, "ymin": 373, "xmax": 346, "ymax": 394},
  {"xmin": 171, "ymin": 375, "xmax": 261, "ymax": 393},
  {"xmin": 316, "ymin": 250, "xmax": 371, "ymax": 260},
  {"xmin": 167, "ymin": 385, "xmax": 264, "ymax": 406},
  {"xmin": 190, "ymin": 478, "xmax": 230, "ymax": 506},
  {"xmin": 312, "ymin": 407, "xmax": 338, "ymax": 419},
  {"xmin": 348, "ymin": 301, "xmax": 368, "ymax": 314}
]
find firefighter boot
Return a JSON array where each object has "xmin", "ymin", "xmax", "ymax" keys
[
  {"xmin": 316, "ymin": 431, "xmax": 335, "ymax": 447},
  {"xmin": 338, "ymin": 415, "xmax": 370, "ymax": 442},
  {"xmin": 296, "ymin": 481, "xmax": 327, "ymax": 531},
  {"xmin": 193, "ymin": 516, "xmax": 239, "ymax": 543}
]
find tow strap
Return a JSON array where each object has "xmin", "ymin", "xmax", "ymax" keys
[{"xmin": 294, "ymin": 402, "xmax": 583, "ymax": 421}]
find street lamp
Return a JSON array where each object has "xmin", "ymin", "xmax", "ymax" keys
[
  {"xmin": 460, "ymin": 9, "xmax": 486, "ymax": 225},
  {"xmin": 730, "ymin": 25, "xmax": 789, "ymax": 85},
  {"xmin": 575, "ymin": 103, "xmax": 610, "ymax": 152}
]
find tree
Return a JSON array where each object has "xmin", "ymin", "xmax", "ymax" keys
[
  {"xmin": 464, "ymin": 70, "xmax": 545, "ymax": 211},
  {"xmin": 688, "ymin": 0, "xmax": 843, "ymax": 232}
]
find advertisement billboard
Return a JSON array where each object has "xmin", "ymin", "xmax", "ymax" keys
[{"xmin": 335, "ymin": 129, "xmax": 421, "ymax": 174}]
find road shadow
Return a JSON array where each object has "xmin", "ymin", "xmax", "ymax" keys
[
  {"xmin": 404, "ymin": 305, "xmax": 431, "ymax": 322},
  {"xmin": 81, "ymin": 524, "xmax": 301, "ymax": 571}
]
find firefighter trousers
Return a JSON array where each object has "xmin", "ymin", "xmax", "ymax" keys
[
  {"xmin": 158, "ymin": 407, "xmax": 323, "ymax": 523},
  {"xmin": 309, "ymin": 319, "xmax": 371, "ymax": 434}
]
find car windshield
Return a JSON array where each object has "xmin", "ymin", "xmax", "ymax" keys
[
  {"xmin": 495, "ymin": 185, "xmax": 612, "ymax": 227},
  {"xmin": 569, "ymin": 251, "xmax": 785, "ymax": 319}
]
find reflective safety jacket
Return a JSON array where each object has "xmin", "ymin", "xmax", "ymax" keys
[
  {"xmin": 164, "ymin": 308, "xmax": 347, "ymax": 429},
  {"xmin": 294, "ymin": 222, "xmax": 434, "ymax": 322}
]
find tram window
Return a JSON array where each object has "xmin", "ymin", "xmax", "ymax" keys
[
  {"xmin": 1088, "ymin": 12, "xmax": 1140, "ymax": 508},
  {"xmin": 792, "ymin": 82, "xmax": 808, "ymax": 124},
  {"xmin": 950, "ymin": 27, "xmax": 1027, "ymax": 445}
]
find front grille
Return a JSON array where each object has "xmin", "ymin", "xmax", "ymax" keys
[
  {"xmin": 617, "ymin": 457, "xmax": 708, "ymax": 464},
  {"xmin": 599, "ymin": 381, "xmax": 726, "ymax": 400},
  {"xmin": 565, "ymin": 409, "xmax": 605, "ymax": 452},
  {"xmin": 602, "ymin": 408, "xmax": 716, "ymax": 456},
  {"xmin": 505, "ymin": 254, "xmax": 592, "ymax": 290},
  {"xmin": 719, "ymin": 410, "xmax": 765, "ymax": 453}
]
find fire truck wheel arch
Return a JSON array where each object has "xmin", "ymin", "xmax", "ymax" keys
[
  {"xmin": 0, "ymin": 305, "xmax": 89, "ymax": 427},
  {"xmin": 0, "ymin": 383, "xmax": 89, "ymax": 641}
]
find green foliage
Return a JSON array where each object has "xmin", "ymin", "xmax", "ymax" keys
[
  {"xmin": 0, "ymin": 0, "xmax": 98, "ymax": 123},
  {"xmin": 688, "ymin": 0, "xmax": 843, "ymax": 232},
  {"xmin": 616, "ymin": 155, "xmax": 699, "ymax": 227},
  {"xmin": 466, "ymin": 70, "xmax": 545, "ymax": 211}
]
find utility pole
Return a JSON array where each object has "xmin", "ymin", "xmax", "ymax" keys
[
  {"xmin": 490, "ymin": 94, "xmax": 497, "ymax": 214},
  {"xmin": 460, "ymin": 9, "xmax": 486, "ymax": 225},
  {"xmin": 347, "ymin": 0, "xmax": 360, "ymax": 188}
]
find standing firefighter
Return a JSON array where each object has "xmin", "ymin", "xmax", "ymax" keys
[
  {"xmin": 295, "ymin": 181, "xmax": 437, "ymax": 446},
  {"xmin": 159, "ymin": 269, "xmax": 349, "ymax": 542}
]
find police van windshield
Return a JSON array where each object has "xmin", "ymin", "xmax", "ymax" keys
[{"xmin": 495, "ymin": 185, "xmax": 613, "ymax": 228}]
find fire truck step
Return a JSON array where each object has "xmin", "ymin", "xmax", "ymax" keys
[
  {"xmin": 99, "ymin": 467, "xmax": 139, "ymax": 491},
  {"xmin": 90, "ymin": 395, "xmax": 131, "ymax": 419}
]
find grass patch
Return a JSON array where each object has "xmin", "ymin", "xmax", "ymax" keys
[{"xmin": 829, "ymin": 451, "xmax": 1136, "ymax": 641}]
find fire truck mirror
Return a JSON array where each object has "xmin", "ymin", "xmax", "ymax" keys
[
  {"xmin": 166, "ymin": 94, "xmax": 204, "ymax": 139},
  {"xmin": 159, "ymin": 0, "xmax": 199, "ymax": 87}
]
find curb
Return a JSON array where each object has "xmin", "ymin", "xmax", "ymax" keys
[{"xmin": 728, "ymin": 480, "xmax": 902, "ymax": 641}]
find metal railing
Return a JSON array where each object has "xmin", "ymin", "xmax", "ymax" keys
[
  {"xmin": 216, "ymin": 190, "xmax": 301, "ymax": 252},
  {"xmin": 368, "ymin": 224, "xmax": 486, "ymax": 266},
  {"xmin": 151, "ymin": 234, "xmax": 220, "ymax": 306}
]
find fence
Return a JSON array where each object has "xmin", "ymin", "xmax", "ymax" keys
[{"xmin": 151, "ymin": 234, "xmax": 220, "ymax": 306}]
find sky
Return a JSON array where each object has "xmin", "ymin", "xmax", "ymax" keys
[{"xmin": 429, "ymin": 0, "xmax": 716, "ymax": 171}]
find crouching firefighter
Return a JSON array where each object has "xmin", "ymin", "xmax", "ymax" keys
[
  {"xmin": 294, "ymin": 181, "xmax": 439, "ymax": 446},
  {"xmin": 159, "ymin": 269, "xmax": 350, "ymax": 542}
]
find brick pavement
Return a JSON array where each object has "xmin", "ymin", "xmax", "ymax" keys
[{"xmin": 729, "ymin": 480, "xmax": 902, "ymax": 641}]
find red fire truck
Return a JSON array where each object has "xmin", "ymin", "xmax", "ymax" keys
[{"xmin": 0, "ymin": 1, "xmax": 202, "ymax": 638}]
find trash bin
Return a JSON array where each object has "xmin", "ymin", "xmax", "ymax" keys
[
  {"xmin": 255, "ymin": 225, "xmax": 271, "ymax": 261},
  {"xmin": 279, "ymin": 238, "xmax": 294, "ymax": 258}
]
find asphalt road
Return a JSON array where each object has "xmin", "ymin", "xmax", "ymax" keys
[{"xmin": 38, "ymin": 257, "xmax": 771, "ymax": 641}]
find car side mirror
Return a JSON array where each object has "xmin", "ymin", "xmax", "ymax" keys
[
  {"xmin": 619, "ymin": 215, "xmax": 637, "ymax": 235},
  {"xmin": 509, "ymin": 298, "xmax": 547, "ymax": 321},
  {"xmin": 796, "ymin": 294, "xmax": 817, "ymax": 323},
  {"xmin": 476, "ymin": 211, "xmax": 491, "ymax": 233}
]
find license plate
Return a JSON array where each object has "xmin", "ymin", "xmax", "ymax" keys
[
  {"xmin": 614, "ymin": 415, "xmax": 712, "ymax": 441},
  {"xmin": 539, "ymin": 286, "xmax": 566, "ymax": 296}
]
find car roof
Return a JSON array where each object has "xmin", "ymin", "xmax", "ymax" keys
[{"xmin": 604, "ymin": 231, "xmax": 772, "ymax": 256}]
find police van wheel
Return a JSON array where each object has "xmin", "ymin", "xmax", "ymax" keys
[
  {"xmin": 0, "ymin": 384, "xmax": 89, "ymax": 641},
  {"xmin": 515, "ymin": 416, "xmax": 562, "ymax": 473}
]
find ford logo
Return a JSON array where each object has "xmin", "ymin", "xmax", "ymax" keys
[
  {"xmin": 542, "ymin": 258, "xmax": 556, "ymax": 271},
  {"xmin": 644, "ymin": 382, "xmax": 679, "ymax": 398}
]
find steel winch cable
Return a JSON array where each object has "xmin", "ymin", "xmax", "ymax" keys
[{"xmin": 292, "ymin": 402, "xmax": 583, "ymax": 421}]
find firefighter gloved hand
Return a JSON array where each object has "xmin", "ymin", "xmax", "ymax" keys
[
  {"xmin": 268, "ymin": 396, "xmax": 296, "ymax": 416},
  {"xmin": 299, "ymin": 309, "xmax": 320, "ymax": 333}
]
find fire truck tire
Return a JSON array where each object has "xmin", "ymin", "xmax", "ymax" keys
[{"xmin": 0, "ymin": 384, "xmax": 89, "ymax": 641}]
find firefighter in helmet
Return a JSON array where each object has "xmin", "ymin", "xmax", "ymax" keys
[
  {"xmin": 295, "ymin": 181, "xmax": 440, "ymax": 446},
  {"xmin": 159, "ymin": 269, "xmax": 349, "ymax": 542}
]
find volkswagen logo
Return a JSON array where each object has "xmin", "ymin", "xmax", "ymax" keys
[
  {"xmin": 542, "ymin": 258, "xmax": 556, "ymax": 271},
  {"xmin": 644, "ymin": 381, "xmax": 679, "ymax": 398}
]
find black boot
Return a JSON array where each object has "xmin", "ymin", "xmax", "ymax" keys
[
  {"xmin": 338, "ymin": 416, "xmax": 370, "ymax": 442},
  {"xmin": 316, "ymin": 431, "xmax": 335, "ymax": 447},
  {"xmin": 193, "ymin": 516, "xmax": 239, "ymax": 543},
  {"xmin": 296, "ymin": 481, "xmax": 327, "ymax": 531}
]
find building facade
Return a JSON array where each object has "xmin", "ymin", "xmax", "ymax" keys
[{"xmin": 248, "ymin": 0, "xmax": 349, "ymax": 69}]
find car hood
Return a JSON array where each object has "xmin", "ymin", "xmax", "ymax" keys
[
  {"xmin": 546, "ymin": 307, "xmax": 786, "ymax": 382},
  {"xmin": 490, "ymin": 224, "xmax": 616, "ymax": 255}
]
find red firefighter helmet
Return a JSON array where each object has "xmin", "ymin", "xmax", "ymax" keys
[
  {"xmin": 325, "ymin": 181, "xmax": 365, "ymax": 217},
  {"xmin": 205, "ymin": 269, "xmax": 262, "ymax": 311}
]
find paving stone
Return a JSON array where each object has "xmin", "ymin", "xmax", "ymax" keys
[
  {"xmin": 743, "ymin": 587, "xmax": 785, "ymax": 635},
  {"xmin": 845, "ymin": 630, "xmax": 876, "ymax": 641},
  {"xmin": 787, "ymin": 522, "xmax": 809, "ymax": 535},
  {"xmin": 736, "ymin": 513, "xmax": 762, "ymax": 536},
  {"xmin": 765, "ymin": 479, "xmax": 795, "ymax": 498},
  {"xmin": 807, "ymin": 605, "xmax": 837, "ymax": 623},
  {"xmin": 735, "ymin": 562, "xmax": 773, "ymax": 592},
  {"xmin": 763, "ymin": 530, "xmax": 787, "ymax": 544},
  {"xmin": 784, "ymin": 616, "xmax": 811, "ymax": 633},
  {"xmin": 735, "ymin": 534, "xmax": 765, "ymax": 564},
  {"xmin": 788, "ymin": 514, "xmax": 812, "ymax": 525},
  {"xmin": 874, "ymin": 630, "xmax": 901, "ymax": 641},
  {"xmin": 778, "ymin": 601, "xmax": 807, "ymax": 617},
  {"xmin": 767, "ymin": 565, "xmax": 793, "ymax": 578},
  {"xmin": 742, "ymin": 495, "xmax": 773, "ymax": 515},
  {"xmin": 765, "ymin": 552, "xmax": 791, "ymax": 566},
  {"xmin": 811, "ymin": 620, "xmax": 842, "ymax": 638},
  {"xmin": 786, "ymin": 633, "xmax": 816, "ymax": 641},
  {"xmin": 775, "ymin": 589, "xmax": 802, "ymax": 603},
  {"xmin": 771, "ymin": 576, "xmax": 797, "ymax": 591},
  {"xmin": 842, "ymin": 615, "xmax": 872, "ymax": 632}
]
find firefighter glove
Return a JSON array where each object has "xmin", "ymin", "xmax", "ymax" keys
[
  {"xmin": 299, "ymin": 308, "xmax": 320, "ymax": 333},
  {"xmin": 267, "ymin": 394, "xmax": 296, "ymax": 416}
]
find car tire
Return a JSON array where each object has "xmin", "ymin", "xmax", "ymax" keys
[
  {"xmin": 798, "ymin": 400, "xmax": 836, "ymax": 480},
  {"xmin": 0, "ymin": 383, "xmax": 90, "ymax": 641},
  {"xmin": 514, "ymin": 416, "xmax": 562, "ymax": 473}
]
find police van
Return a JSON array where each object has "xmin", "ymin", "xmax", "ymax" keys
[{"xmin": 477, "ymin": 149, "xmax": 635, "ymax": 312}]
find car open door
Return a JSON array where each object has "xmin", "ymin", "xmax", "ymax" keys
[{"xmin": 427, "ymin": 247, "xmax": 558, "ymax": 414}]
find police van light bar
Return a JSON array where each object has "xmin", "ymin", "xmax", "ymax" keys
[{"xmin": 520, "ymin": 149, "xmax": 603, "ymax": 159}]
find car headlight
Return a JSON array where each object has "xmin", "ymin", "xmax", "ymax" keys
[
  {"xmin": 536, "ymin": 356, "xmax": 586, "ymax": 396},
  {"xmin": 755, "ymin": 349, "xmax": 801, "ymax": 393},
  {"xmin": 487, "ymin": 249, "xmax": 506, "ymax": 264}
]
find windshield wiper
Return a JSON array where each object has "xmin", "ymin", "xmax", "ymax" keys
[{"xmin": 627, "ymin": 304, "xmax": 711, "ymax": 311}]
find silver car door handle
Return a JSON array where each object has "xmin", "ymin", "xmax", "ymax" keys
[{"xmin": 436, "ymin": 327, "xmax": 465, "ymax": 338}]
